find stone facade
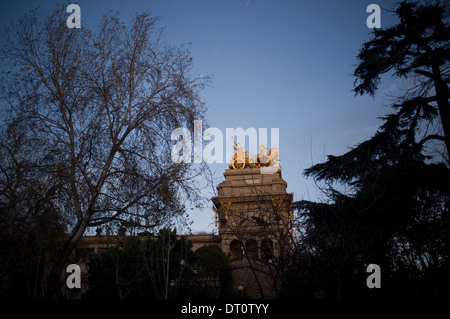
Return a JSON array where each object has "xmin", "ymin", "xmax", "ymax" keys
[
  {"xmin": 76, "ymin": 167, "xmax": 293, "ymax": 299},
  {"xmin": 211, "ymin": 167, "xmax": 293, "ymax": 298}
]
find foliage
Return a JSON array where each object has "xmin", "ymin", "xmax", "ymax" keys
[
  {"xmin": 195, "ymin": 244, "xmax": 231, "ymax": 298},
  {"xmin": 0, "ymin": 209, "xmax": 66, "ymax": 298},
  {"xmin": 354, "ymin": 0, "xmax": 450, "ymax": 156},
  {"xmin": 83, "ymin": 229, "xmax": 230, "ymax": 299},
  {"xmin": 286, "ymin": 0, "xmax": 450, "ymax": 299},
  {"xmin": 0, "ymin": 4, "xmax": 209, "ymax": 298}
]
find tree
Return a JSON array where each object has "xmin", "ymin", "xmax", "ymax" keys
[
  {"xmin": 84, "ymin": 228, "xmax": 198, "ymax": 299},
  {"xmin": 295, "ymin": 163, "xmax": 450, "ymax": 298},
  {"xmin": 354, "ymin": 1, "xmax": 450, "ymax": 157},
  {"xmin": 195, "ymin": 245, "xmax": 231, "ymax": 298},
  {"xmin": 290, "ymin": 0, "xmax": 450, "ymax": 299},
  {"xmin": 0, "ymin": 6, "xmax": 209, "ymax": 298}
]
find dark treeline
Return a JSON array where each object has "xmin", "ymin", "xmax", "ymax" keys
[{"xmin": 283, "ymin": 0, "xmax": 450, "ymax": 299}]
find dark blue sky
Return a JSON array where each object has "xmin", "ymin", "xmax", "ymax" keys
[{"xmin": 0, "ymin": 0, "xmax": 403, "ymax": 232}]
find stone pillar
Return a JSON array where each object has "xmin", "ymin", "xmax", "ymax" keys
[{"xmin": 211, "ymin": 167, "xmax": 293, "ymax": 298}]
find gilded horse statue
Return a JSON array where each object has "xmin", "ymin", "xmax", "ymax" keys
[{"xmin": 230, "ymin": 140, "xmax": 281, "ymax": 169}]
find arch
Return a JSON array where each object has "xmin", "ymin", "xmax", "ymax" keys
[
  {"xmin": 245, "ymin": 239, "xmax": 258, "ymax": 258},
  {"xmin": 261, "ymin": 238, "xmax": 274, "ymax": 260},
  {"xmin": 230, "ymin": 240, "xmax": 242, "ymax": 260}
]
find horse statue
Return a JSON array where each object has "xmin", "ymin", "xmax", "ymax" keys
[
  {"xmin": 230, "ymin": 140, "xmax": 249, "ymax": 169},
  {"xmin": 230, "ymin": 141, "xmax": 281, "ymax": 170},
  {"xmin": 268, "ymin": 147, "xmax": 281, "ymax": 168}
]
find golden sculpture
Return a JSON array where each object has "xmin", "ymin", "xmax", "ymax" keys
[
  {"xmin": 212, "ymin": 201, "xmax": 232, "ymax": 226},
  {"xmin": 221, "ymin": 201, "xmax": 231, "ymax": 221},
  {"xmin": 229, "ymin": 139, "xmax": 281, "ymax": 170},
  {"xmin": 212, "ymin": 206, "xmax": 218, "ymax": 227},
  {"xmin": 230, "ymin": 140, "xmax": 249, "ymax": 169}
]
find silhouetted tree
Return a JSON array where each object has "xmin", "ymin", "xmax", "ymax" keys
[
  {"xmin": 354, "ymin": 1, "xmax": 450, "ymax": 157},
  {"xmin": 289, "ymin": 0, "xmax": 450, "ymax": 299},
  {"xmin": 84, "ymin": 228, "xmax": 199, "ymax": 299},
  {"xmin": 0, "ymin": 5, "xmax": 209, "ymax": 298},
  {"xmin": 195, "ymin": 245, "xmax": 231, "ymax": 298},
  {"xmin": 84, "ymin": 230, "xmax": 230, "ymax": 299}
]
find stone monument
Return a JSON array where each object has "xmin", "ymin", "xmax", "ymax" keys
[{"xmin": 211, "ymin": 144, "xmax": 293, "ymax": 298}]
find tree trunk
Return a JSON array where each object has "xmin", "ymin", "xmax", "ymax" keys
[{"xmin": 44, "ymin": 218, "xmax": 90, "ymax": 298}]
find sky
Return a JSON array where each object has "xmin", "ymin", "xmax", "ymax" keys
[{"xmin": 0, "ymin": 0, "xmax": 403, "ymax": 233}]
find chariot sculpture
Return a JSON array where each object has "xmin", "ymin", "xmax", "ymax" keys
[{"xmin": 229, "ymin": 139, "xmax": 281, "ymax": 170}]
